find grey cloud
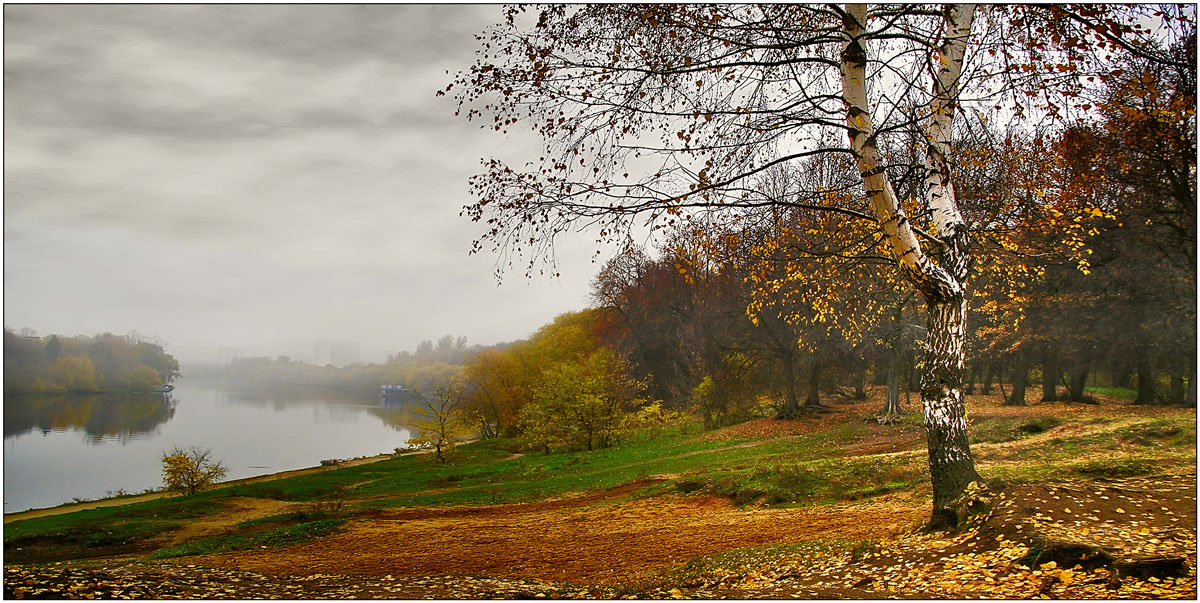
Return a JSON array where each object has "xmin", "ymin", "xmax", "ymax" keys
[{"xmin": 4, "ymin": 4, "xmax": 590, "ymax": 365}]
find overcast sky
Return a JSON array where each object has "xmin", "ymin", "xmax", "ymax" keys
[{"xmin": 3, "ymin": 4, "xmax": 601, "ymax": 365}]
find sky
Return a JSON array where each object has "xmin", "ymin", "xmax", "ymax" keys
[{"xmin": 3, "ymin": 4, "xmax": 603, "ymax": 366}]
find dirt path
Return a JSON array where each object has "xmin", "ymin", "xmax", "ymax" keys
[
  {"xmin": 3, "ymin": 453, "xmax": 398, "ymax": 524},
  {"xmin": 191, "ymin": 483, "xmax": 929, "ymax": 585}
]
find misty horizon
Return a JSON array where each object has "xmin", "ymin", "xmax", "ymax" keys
[{"xmin": 3, "ymin": 5, "xmax": 604, "ymax": 366}]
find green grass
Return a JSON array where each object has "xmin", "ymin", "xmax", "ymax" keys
[
  {"xmin": 969, "ymin": 416, "xmax": 1064, "ymax": 444},
  {"xmin": 149, "ymin": 518, "xmax": 346, "ymax": 559},
  {"xmin": 977, "ymin": 413, "xmax": 1196, "ymax": 484},
  {"xmin": 675, "ymin": 451, "xmax": 926, "ymax": 508},
  {"xmin": 1084, "ymin": 386, "xmax": 1138, "ymax": 401},
  {"xmin": 4, "ymin": 497, "xmax": 226, "ymax": 549}
]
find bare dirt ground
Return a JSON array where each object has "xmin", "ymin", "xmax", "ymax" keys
[{"xmin": 193, "ymin": 481, "xmax": 928, "ymax": 586}]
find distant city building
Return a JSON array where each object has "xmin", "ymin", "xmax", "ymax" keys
[
  {"xmin": 219, "ymin": 347, "xmax": 244, "ymax": 365},
  {"xmin": 314, "ymin": 339, "xmax": 359, "ymax": 367}
]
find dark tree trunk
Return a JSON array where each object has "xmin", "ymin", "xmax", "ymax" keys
[
  {"xmin": 1114, "ymin": 359, "xmax": 1133, "ymax": 389},
  {"xmin": 908, "ymin": 355, "xmax": 923, "ymax": 393},
  {"xmin": 872, "ymin": 352, "xmax": 889, "ymax": 386},
  {"xmin": 878, "ymin": 345, "xmax": 903, "ymax": 419},
  {"xmin": 922, "ymin": 295, "xmax": 981, "ymax": 529},
  {"xmin": 1066, "ymin": 360, "xmax": 1090, "ymax": 402},
  {"xmin": 1005, "ymin": 351, "xmax": 1030, "ymax": 406},
  {"xmin": 964, "ymin": 362, "xmax": 978, "ymax": 395},
  {"xmin": 980, "ymin": 359, "xmax": 995, "ymax": 395},
  {"xmin": 805, "ymin": 353, "xmax": 823, "ymax": 407},
  {"xmin": 852, "ymin": 356, "xmax": 868, "ymax": 400},
  {"xmin": 1135, "ymin": 350, "xmax": 1156, "ymax": 405},
  {"xmin": 1041, "ymin": 345, "xmax": 1059, "ymax": 402},
  {"xmin": 1169, "ymin": 372, "xmax": 1185, "ymax": 406},
  {"xmin": 1188, "ymin": 353, "xmax": 1198, "ymax": 408},
  {"xmin": 775, "ymin": 349, "xmax": 803, "ymax": 419}
]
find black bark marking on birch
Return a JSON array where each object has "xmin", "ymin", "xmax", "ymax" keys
[
  {"xmin": 861, "ymin": 165, "xmax": 888, "ymax": 178},
  {"xmin": 923, "ymin": 294, "xmax": 980, "ymax": 528}
]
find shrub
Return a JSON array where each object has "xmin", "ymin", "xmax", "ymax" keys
[{"xmin": 161, "ymin": 447, "xmax": 228, "ymax": 495}]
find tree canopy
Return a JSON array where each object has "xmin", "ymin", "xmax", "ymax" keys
[{"xmin": 448, "ymin": 3, "xmax": 1195, "ymax": 525}]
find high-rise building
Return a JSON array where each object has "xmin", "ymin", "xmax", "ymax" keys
[
  {"xmin": 314, "ymin": 339, "xmax": 360, "ymax": 367},
  {"xmin": 218, "ymin": 347, "xmax": 243, "ymax": 365}
]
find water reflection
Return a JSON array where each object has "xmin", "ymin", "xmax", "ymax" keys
[
  {"xmin": 3, "ymin": 393, "xmax": 177, "ymax": 442},
  {"xmin": 207, "ymin": 385, "xmax": 422, "ymax": 431},
  {"xmin": 3, "ymin": 381, "xmax": 424, "ymax": 512}
]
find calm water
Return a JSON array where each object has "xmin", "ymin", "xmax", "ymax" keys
[{"xmin": 3, "ymin": 380, "xmax": 419, "ymax": 513}]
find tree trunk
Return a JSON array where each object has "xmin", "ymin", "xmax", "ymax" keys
[
  {"xmin": 909, "ymin": 356, "xmax": 923, "ymax": 393},
  {"xmin": 840, "ymin": 3, "xmax": 979, "ymax": 528},
  {"xmin": 872, "ymin": 352, "xmax": 889, "ymax": 386},
  {"xmin": 1114, "ymin": 359, "xmax": 1133, "ymax": 389},
  {"xmin": 922, "ymin": 295, "xmax": 981, "ymax": 528},
  {"xmin": 1135, "ymin": 350, "xmax": 1156, "ymax": 405},
  {"xmin": 775, "ymin": 349, "xmax": 802, "ymax": 419},
  {"xmin": 876, "ymin": 345, "xmax": 903, "ymax": 421},
  {"xmin": 1067, "ymin": 360, "xmax": 1090, "ymax": 402},
  {"xmin": 805, "ymin": 353, "xmax": 822, "ymax": 407},
  {"xmin": 1169, "ymin": 372, "xmax": 1185, "ymax": 406},
  {"xmin": 981, "ymin": 359, "xmax": 995, "ymax": 395},
  {"xmin": 852, "ymin": 355, "xmax": 868, "ymax": 400},
  {"xmin": 1041, "ymin": 345, "xmax": 1059, "ymax": 402},
  {"xmin": 965, "ymin": 362, "xmax": 978, "ymax": 395},
  {"xmin": 1188, "ymin": 353, "xmax": 1197, "ymax": 408},
  {"xmin": 1006, "ymin": 350, "xmax": 1030, "ymax": 406}
]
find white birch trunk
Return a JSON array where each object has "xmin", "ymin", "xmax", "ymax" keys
[{"xmin": 840, "ymin": 3, "xmax": 981, "ymax": 527}]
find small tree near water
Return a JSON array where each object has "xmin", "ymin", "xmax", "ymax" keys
[
  {"xmin": 161, "ymin": 447, "xmax": 228, "ymax": 495},
  {"xmin": 407, "ymin": 404, "xmax": 472, "ymax": 464},
  {"xmin": 406, "ymin": 363, "xmax": 473, "ymax": 463}
]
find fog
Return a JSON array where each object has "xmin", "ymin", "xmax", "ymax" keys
[{"xmin": 3, "ymin": 5, "xmax": 599, "ymax": 365}]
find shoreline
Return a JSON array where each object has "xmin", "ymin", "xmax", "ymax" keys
[{"xmin": 3, "ymin": 451, "xmax": 400, "ymax": 524}]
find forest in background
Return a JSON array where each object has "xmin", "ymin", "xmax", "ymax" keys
[{"xmin": 3, "ymin": 330, "xmax": 180, "ymax": 395}]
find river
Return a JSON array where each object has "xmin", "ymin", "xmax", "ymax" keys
[{"xmin": 3, "ymin": 380, "xmax": 419, "ymax": 513}]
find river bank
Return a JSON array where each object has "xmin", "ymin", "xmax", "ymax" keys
[{"xmin": 3, "ymin": 452, "xmax": 399, "ymax": 524}]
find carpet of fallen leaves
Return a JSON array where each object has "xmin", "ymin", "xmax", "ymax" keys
[
  {"xmin": 660, "ymin": 472, "xmax": 1197, "ymax": 599},
  {"xmin": 5, "ymin": 395, "xmax": 1196, "ymax": 599},
  {"xmin": 7, "ymin": 471, "xmax": 1194, "ymax": 599}
]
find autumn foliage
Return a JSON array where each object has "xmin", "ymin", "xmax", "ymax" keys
[{"xmin": 160, "ymin": 447, "xmax": 228, "ymax": 495}]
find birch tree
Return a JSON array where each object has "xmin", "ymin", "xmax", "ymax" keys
[{"xmin": 446, "ymin": 4, "xmax": 1185, "ymax": 526}]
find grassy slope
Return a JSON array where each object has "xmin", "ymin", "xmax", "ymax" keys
[{"xmin": 4, "ymin": 392, "xmax": 1195, "ymax": 563}]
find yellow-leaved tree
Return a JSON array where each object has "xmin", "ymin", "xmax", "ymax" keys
[
  {"xmin": 161, "ymin": 447, "xmax": 228, "ymax": 495},
  {"xmin": 406, "ymin": 363, "xmax": 473, "ymax": 464}
]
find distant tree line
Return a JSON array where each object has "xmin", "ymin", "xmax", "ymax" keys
[
  {"xmin": 3, "ymin": 329, "xmax": 181, "ymax": 395},
  {"xmin": 203, "ymin": 334, "xmax": 491, "ymax": 397}
]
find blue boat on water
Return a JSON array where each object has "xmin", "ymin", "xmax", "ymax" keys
[{"xmin": 380, "ymin": 384, "xmax": 423, "ymax": 404}]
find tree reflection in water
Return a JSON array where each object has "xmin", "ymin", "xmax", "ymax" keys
[{"xmin": 3, "ymin": 393, "xmax": 176, "ymax": 442}]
